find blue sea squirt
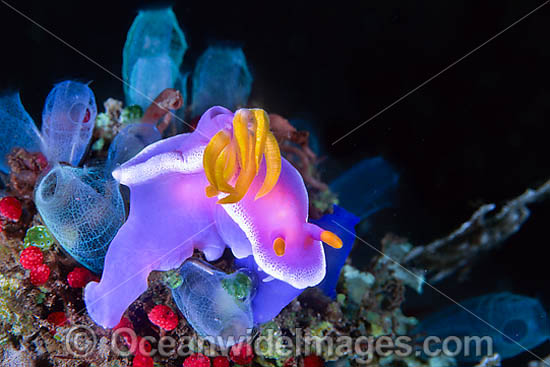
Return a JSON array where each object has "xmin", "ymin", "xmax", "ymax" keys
[
  {"xmin": 34, "ymin": 165, "xmax": 126, "ymax": 274},
  {"xmin": 191, "ymin": 47, "xmax": 252, "ymax": 117},
  {"xmin": 414, "ymin": 292, "xmax": 549, "ymax": 362},
  {"xmin": 172, "ymin": 259, "xmax": 256, "ymax": 344},
  {"xmin": 0, "ymin": 93, "xmax": 43, "ymax": 173},
  {"xmin": 122, "ymin": 7, "xmax": 187, "ymax": 110},
  {"xmin": 41, "ymin": 81, "xmax": 97, "ymax": 166}
]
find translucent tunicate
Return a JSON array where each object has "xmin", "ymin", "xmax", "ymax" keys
[
  {"xmin": 34, "ymin": 165, "xmax": 125, "ymax": 273},
  {"xmin": 0, "ymin": 93, "xmax": 43, "ymax": 173},
  {"xmin": 330, "ymin": 157, "xmax": 399, "ymax": 219},
  {"xmin": 41, "ymin": 81, "xmax": 97, "ymax": 166},
  {"xmin": 127, "ymin": 55, "xmax": 178, "ymax": 110},
  {"xmin": 105, "ymin": 122, "xmax": 161, "ymax": 172},
  {"xmin": 123, "ymin": 7, "xmax": 187, "ymax": 109},
  {"xmin": 172, "ymin": 259, "xmax": 255, "ymax": 346},
  {"xmin": 414, "ymin": 292, "xmax": 549, "ymax": 362},
  {"xmin": 191, "ymin": 47, "xmax": 252, "ymax": 117}
]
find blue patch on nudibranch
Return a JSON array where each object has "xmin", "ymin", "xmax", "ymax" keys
[{"xmin": 313, "ymin": 205, "xmax": 360, "ymax": 299}]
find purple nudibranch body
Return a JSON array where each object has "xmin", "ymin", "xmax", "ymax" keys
[{"xmin": 85, "ymin": 106, "xmax": 339, "ymax": 328}]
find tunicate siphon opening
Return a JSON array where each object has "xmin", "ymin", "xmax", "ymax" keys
[
  {"xmin": 38, "ymin": 168, "xmax": 60, "ymax": 202},
  {"xmin": 502, "ymin": 319, "xmax": 528, "ymax": 343},
  {"xmin": 69, "ymin": 102, "xmax": 87, "ymax": 123}
]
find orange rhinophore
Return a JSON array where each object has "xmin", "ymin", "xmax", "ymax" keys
[
  {"xmin": 320, "ymin": 231, "xmax": 343, "ymax": 249},
  {"xmin": 273, "ymin": 237, "xmax": 286, "ymax": 256}
]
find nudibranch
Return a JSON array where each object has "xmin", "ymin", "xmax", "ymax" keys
[{"xmin": 85, "ymin": 106, "xmax": 342, "ymax": 328}]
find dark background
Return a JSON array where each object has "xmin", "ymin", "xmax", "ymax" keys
[{"xmin": 1, "ymin": 1, "xmax": 549, "ymax": 364}]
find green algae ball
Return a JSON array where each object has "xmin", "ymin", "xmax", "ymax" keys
[
  {"xmin": 222, "ymin": 271, "xmax": 253, "ymax": 302},
  {"xmin": 95, "ymin": 112, "xmax": 111, "ymax": 128},
  {"xmin": 23, "ymin": 226, "xmax": 55, "ymax": 250},
  {"xmin": 162, "ymin": 269, "xmax": 183, "ymax": 289},
  {"xmin": 120, "ymin": 105, "xmax": 143, "ymax": 124}
]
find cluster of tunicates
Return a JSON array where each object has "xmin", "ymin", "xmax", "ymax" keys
[
  {"xmin": 2, "ymin": 6, "xmax": 401, "ymax": 352},
  {"xmin": 0, "ymin": 80, "xmax": 135, "ymax": 275},
  {"xmin": 122, "ymin": 8, "xmax": 253, "ymax": 120},
  {"xmin": 0, "ymin": 80, "xmax": 99, "ymax": 170}
]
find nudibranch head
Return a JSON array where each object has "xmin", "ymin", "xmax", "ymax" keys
[
  {"xmin": 200, "ymin": 108, "xmax": 344, "ymax": 288},
  {"xmin": 219, "ymin": 154, "xmax": 345, "ymax": 289},
  {"xmin": 203, "ymin": 109, "xmax": 281, "ymax": 204}
]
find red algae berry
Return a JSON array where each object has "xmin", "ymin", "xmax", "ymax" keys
[
  {"xmin": 30, "ymin": 264, "xmax": 50, "ymax": 285},
  {"xmin": 47, "ymin": 312, "xmax": 68, "ymax": 326},
  {"xmin": 113, "ymin": 316, "xmax": 134, "ymax": 346},
  {"xmin": 230, "ymin": 342, "xmax": 254, "ymax": 365},
  {"xmin": 114, "ymin": 316, "xmax": 133, "ymax": 331},
  {"xmin": 303, "ymin": 355, "xmax": 324, "ymax": 367},
  {"xmin": 0, "ymin": 196, "xmax": 22, "ymax": 221},
  {"xmin": 183, "ymin": 353, "xmax": 211, "ymax": 367},
  {"xmin": 283, "ymin": 357, "xmax": 297, "ymax": 367},
  {"xmin": 20, "ymin": 246, "xmax": 43, "ymax": 269},
  {"xmin": 133, "ymin": 353, "xmax": 154, "ymax": 367},
  {"xmin": 67, "ymin": 267, "xmax": 92, "ymax": 288},
  {"xmin": 148, "ymin": 304, "xmax": 178, "ymax": 331},
  {"xmin": 213, "ymin": 356, "xmax": 230, "ymax": 367},
  {"xmin": 135, "ymin": 336, "xmax": 152, "ymax": 355}
]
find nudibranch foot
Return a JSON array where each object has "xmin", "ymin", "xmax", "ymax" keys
[{"xmin": 85, "ymin": 172, "xmax": 226, "ymax": 328}]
